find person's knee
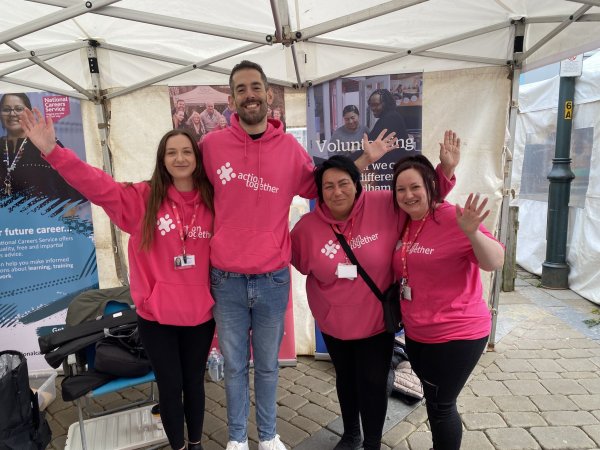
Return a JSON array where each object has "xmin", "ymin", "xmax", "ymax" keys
[{"xmin": 426, "ymin": 399, "xmax": 457, "ymax": 422}]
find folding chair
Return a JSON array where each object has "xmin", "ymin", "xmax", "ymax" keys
[{"xmin": 65, "ymin": 301, "xmax": 164, "ymax": 450}]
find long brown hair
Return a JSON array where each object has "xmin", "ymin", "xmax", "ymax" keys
[{"xmin": 140, "ymin": 129, "xmax": 214, "ymax": 250}]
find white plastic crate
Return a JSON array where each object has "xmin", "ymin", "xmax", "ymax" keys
[
  {"xmin": 29, "ymin": 370, "xmax": 57, "ymax": 411},
  {"xmin": 64, "ymin": 404, "xmax": 168, "ymax": 450}
]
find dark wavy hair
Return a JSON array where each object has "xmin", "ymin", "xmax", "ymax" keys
[
  {"xmin": 391, "ymin": 155, "xmax": 441, "ymax": 216},
  {"xmin": 229, "ymin": 60, "xmax": 269, "ymax": 92},
  {"xmin": 342, "ymin": 104, "xmax": 359, "ymax": 116},
  {"xmin": 368, "ymin": 89, "xmax": 396, "ymax": 114},
  {"xmin": 140, "ymin": 129, "xmax": 214, "ymax": 250},
  {"xmin": 1, "ymin": 93, "xmax": 32, "ymax": 132},
  {"xmin": 0, "ymin": 93, "xmax": 32, "ymax": 110},
  {"xmin": 314, "ymin": 155, "xmax": 362, "ymax": 203}
]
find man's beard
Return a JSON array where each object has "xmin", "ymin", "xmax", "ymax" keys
[{"xmin": 237, "ymin": 100, "xmax": 268, "ymax": 126}]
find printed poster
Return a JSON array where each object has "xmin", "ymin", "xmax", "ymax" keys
[
  {"xmin": 0, "ymin": 91, "xmax": 97, "ymax": 370},
  {"xmin": 307, "ymin": 72, "xmax": 423, "ymax": 190}
]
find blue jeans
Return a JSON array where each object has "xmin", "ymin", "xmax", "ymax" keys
[{"xmin": 210, "ymin": 266, "xmax": 290, "ymax": 442}]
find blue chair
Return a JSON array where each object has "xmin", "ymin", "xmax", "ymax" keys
[{"xmin": 68, "ymin": 301, "xmax": 158, "ymax": 450}]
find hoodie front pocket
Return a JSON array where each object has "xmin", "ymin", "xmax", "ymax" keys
[
  {"xmin": 145, "ymin": 281, "xmax": 214, "ymax": 326},
  {"xmin": 211, "ymin": 226, "xmax": 281, "ymax": 268}
]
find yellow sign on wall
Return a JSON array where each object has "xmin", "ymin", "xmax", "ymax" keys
[{"xmin": 565, "ymin": 100, "xmax": 573, "ymax": 119}]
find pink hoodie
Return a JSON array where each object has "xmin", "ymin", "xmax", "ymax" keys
[
  {"xmin": 291, "ymin": 166, "xmax": 454, "ymax": 340},
  {"xmin": 201, "ymin": 114, "xmax": 316, "ymax": 273},
  {"xmin": 45, "ymin": 145, "xmax": 214, "ymax": 326}
]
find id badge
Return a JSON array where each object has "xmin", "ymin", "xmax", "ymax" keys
[
  {"xmin": 402, "ymin": 284, "xmax": 412, "ymax": 301},
  {"xmin": 174, "ymin": 254, "xmax": 195, "ymax": 270},
  {"xmin": 336, "ymin": 263, "xmax": 357, "ymax": 279}
]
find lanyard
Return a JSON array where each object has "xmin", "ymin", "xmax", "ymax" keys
[
  {"xmin": 399, "ymin": 213, "xmax": 429, "ymax": 283},
  {"xmin": 332, "ymin": 218, "xmax": 354, "ymax": 263},
  {"xmin": 171, "ymin": 201, "xmax": 199, "ymax": 261},
  {"xmin": 3, "ymin": 138, "xmax": 28, "ymax": 195}
]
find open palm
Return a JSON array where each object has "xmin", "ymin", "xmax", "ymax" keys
[
  {"xmin": 439, "ymin": 129, "xmax": 460, "ymax": 173},
  {"xmin": 19, "ymin": 108, "xmax": 57, "ymax": 155}
]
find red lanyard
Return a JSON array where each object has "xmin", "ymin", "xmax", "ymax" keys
[
  {"xmin": 332, "ymin": 218, "xmax": 354, "ymax": 263},
  {"xmin": 171, "ymin": 201, "xmax": 199, "ymax": 259},
  {"xmin": 399, "ymin": 213, "xmax": 429, "ymax": 282}
]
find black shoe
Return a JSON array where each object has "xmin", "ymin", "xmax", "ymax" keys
[
  {"xmin": 187, "ymin": 443, "xmax": 203, "ymax": 450},
  {"xmin": 333, "ymin": 433, "xmax": 362, "ymax": 450}
]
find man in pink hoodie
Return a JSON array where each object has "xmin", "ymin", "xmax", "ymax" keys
[{"xmin": 201, "ymin": 60, "xmax": 396, "ymax": 450}]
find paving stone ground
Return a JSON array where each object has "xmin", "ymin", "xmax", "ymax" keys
[{"xmin": 44, "ymin": 269, "xmax": 600, "ymax": 449}]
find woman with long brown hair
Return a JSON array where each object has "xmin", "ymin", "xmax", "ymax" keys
[{"xmin": 20, "ymin": 108, "xmax": 215, "ymax": 450}]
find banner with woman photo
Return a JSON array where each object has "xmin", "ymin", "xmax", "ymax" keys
[
  {"xmin": 167, "ymin": 84, "xmax": 296, "ymax": 364},
  {"xmin": 0, "ymin": 92, "xmax": 97, "ymax": 370},
  {"xmin": 307, "ymin": 73, "xmax": 422, "ymax": 357},
  {"xmin": 307, "ymin": 73, "xmax": 423, "ymax": 191}
]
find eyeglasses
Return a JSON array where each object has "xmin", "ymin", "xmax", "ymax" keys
[{"xmin": 1, "ymin": 106, "xmax": 26, "ymax": 115}]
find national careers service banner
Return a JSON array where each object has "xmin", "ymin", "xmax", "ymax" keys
[{"xmin": 0, "ymin": 91, "xmax": 98, "ymax": 370}]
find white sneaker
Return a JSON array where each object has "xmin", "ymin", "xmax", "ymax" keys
[
  {"xmin": 226, "ymin": 440, "xmax": 249, "ymax": 450},
  {"xmin": 258, "ymin": 435, "xmax": 287, "ymax": 450}
]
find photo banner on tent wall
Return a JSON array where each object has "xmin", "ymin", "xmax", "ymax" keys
[
  {"xmin": 0, "ymin": 91, "xmax": 98, "ymax": 370},
  {"xmin": 168, "ymin": 84, "xmax": 296, "ymax": 364},
  {"xmin": 307, "ymin": 73, "xmax": 423, "ymax": 355},
  {"xmin": 307, "ymin": 72, "xmax": 423, "ymax": 191}
]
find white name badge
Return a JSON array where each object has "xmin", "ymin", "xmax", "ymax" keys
[
  {"xmin": 174, "ymin": 254, "xmax": 195, "ymax": 270},
  {"xmin": 402, "ymin": 284, "xmax": 412, "ymax": 301},
  {"xmin": 336, "ymin": 263, "xmax": 357, "ymax": 279}
]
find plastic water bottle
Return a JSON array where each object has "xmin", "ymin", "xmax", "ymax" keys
[{"xmin": 207, "ymin": 348, "xmax": 224, "ymax": 382}]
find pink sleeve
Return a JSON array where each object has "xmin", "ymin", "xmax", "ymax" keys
[
  {"xmin": 290, "ymin": 221, "xmax": 310, "ymax": 275},
  {"xmin": 435, "ymin": 164, "xmax": 456, "ymax": 200},
  {"xmin": 45, "ymin": 145, "xmax": 146, "ymax": 233},
  {"xmin": 294, "ymin": 142, "xmax": 318, "ymax": 199}
]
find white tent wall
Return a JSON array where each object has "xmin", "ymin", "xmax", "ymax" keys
[
  {"xmin": 513, "ymin": 52, "xmax": 600, "ymax": 305},
  {"xmin": 423, "ymin": 66, "xmax": 509, "ymax": 303}
]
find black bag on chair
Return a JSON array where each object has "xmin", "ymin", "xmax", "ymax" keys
[
  {"xmin": 94, "ymin": 326, "xmax": 152, "ymax": 378},
  {"xmin": 0, "ymin": 351, "xmax": 52, "ymax": 450},
  {"xmin": 333, "ymin": 229, "xmax": 403, "ymax": 333}
]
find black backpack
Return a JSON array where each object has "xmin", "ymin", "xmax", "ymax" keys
[{"xmin": 0, "ymin": 351, "xmax": 52, "ymax": 450}]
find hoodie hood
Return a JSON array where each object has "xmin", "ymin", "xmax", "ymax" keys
[
  {"xmin": 227, "ymin": 113, "xmax": 284, "ymax": 144},
  {"xmin": 166, "ymin": 184, "xmax": 199, "ymax": 206}
]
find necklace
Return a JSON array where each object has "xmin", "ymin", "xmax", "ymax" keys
[{"xmin": 3, "ymin": 137, "xmax": 28, "ymax": 195}]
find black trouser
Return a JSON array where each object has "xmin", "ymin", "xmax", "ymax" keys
[
  {"xmin": 322, "ymin": 331, "xmax": 395, "ymax": 450},
  {"xmin": 137, "ymin": 316, "xmax": 215, "ymax": 450},
  {"xmin": 405, "ymin": 335, "xmax": 488, "ymax": 450}
]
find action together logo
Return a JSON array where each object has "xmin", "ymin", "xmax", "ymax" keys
[
  {"xmin": 217, "ymin": 162, "xmax": 280, "ymax": 194},
  {"xmin": 320, "ymin": 233, "xmax": 380, "ymax": 259},
  {"xmin": 156, "ymin": 214, "xmax": 211, "ymax": 239}
]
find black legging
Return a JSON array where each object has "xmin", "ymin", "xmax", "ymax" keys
[
  {"xmin": 405, "ymin": 335, "xmax": 488, "ymax": 450},
  {"xmin": 322, "ymin": 331, "xmax": 395, "ymax": 450},
  {"xmin": 137, "ymin": 316, "xmax": 215, "ymax": 450}
]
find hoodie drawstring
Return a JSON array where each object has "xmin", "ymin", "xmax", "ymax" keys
[{"xmin": 257, "ymin": 140, "xmax": 262, "ymax": 202}]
